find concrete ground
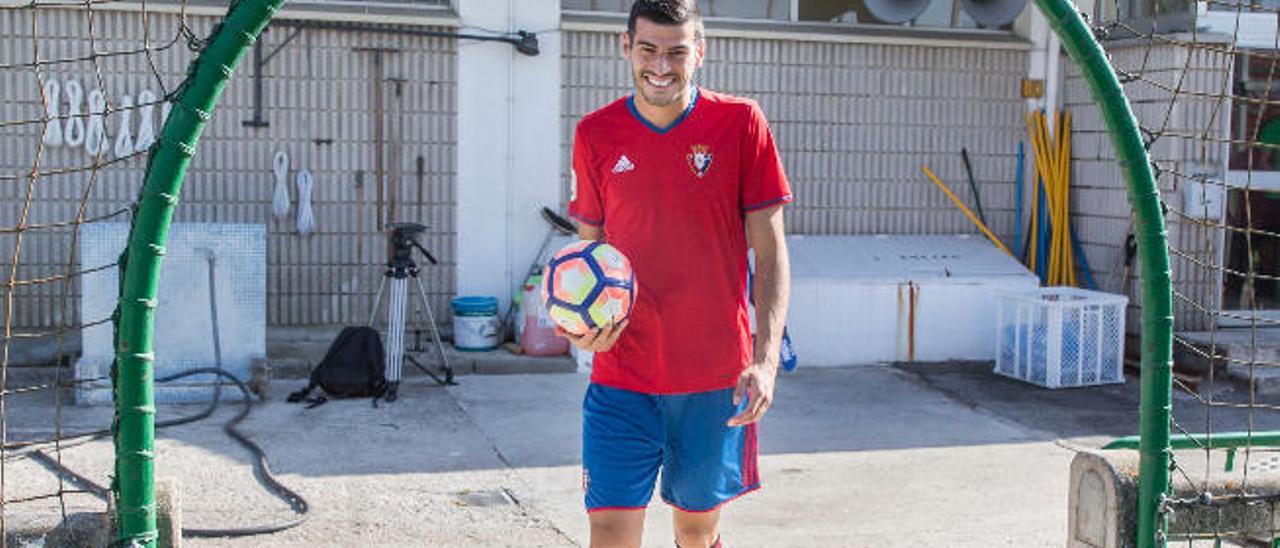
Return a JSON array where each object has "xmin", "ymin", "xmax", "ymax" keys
[{"xmin": 7, "ymin": 361, "xmax": 1280, "ymax": 547}]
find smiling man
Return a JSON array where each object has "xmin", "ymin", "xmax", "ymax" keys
[{"xmin": 560, "ymin": 1, "xmax": 793, "ymax": 547}]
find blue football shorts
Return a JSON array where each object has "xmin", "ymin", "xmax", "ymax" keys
[{"xmin": 582, "ymin": 383, "xmax": 761, "ymax": 513}]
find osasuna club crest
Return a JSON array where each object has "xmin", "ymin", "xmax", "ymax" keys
[{"xmin": 687, "ymin": 144, "xmax": 713, "ymax": 178}]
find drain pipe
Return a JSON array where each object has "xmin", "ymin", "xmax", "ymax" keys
[{"xmin": 1027, "ymin": 6, "xmax": 1063, "ymax": 122}]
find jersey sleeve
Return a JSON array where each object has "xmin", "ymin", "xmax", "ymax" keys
[
  {"xmin": 568, "ymin": 122, "xmax": 605, "ymax": 227},
  {"xmin": 739, "ymin": 102, "xmax": 793, "ymax": 212}
]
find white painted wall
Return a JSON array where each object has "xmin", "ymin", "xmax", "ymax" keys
[
  {"xmin": 1199, "ymin": 6, "xmax": 1280, "ymax": 49},
  {"xmin": 77, "ymin": 223, "xmax": 266, "ymax": 404},
  {"xmin": 456, "ymin": 0, "xmax": 562, "ymax": 313}
]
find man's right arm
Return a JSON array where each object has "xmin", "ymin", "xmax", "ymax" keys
[{"xmin": 561, "ymin": 122, "xmax": 625, "ymax": 350}]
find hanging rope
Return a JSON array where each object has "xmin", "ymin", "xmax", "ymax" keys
[
  {"xmin": 41, "ymin": 79, "xmax": 63, "ymax": 147},
  {"xmin": 63, "ymin": 79, "xmax": 85, "ymax": 147},
  {"xmin": 161, "ymin": 101, "xmax": 172, "ymax": 131},
  {"xmin": 296, "ymin": 168, "xmax": 315, "ymax": 236},
  {"xmin": 83, "ymin": 87, "xmax": 108, "ymax": 158},
  {"xmin": 271, "ymin": 150, "xmax": 290, "ymax": 220},
  {"xmin": 134, "ymin": 89, "xmax": 158, "ymax": 152},
  {"xmin": 113, "ymin": 94, "xmax": 135, "ymax": 158}
]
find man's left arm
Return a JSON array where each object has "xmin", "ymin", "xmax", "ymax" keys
[{"xmin": 728, "ymin": 203, "xmax": 790, "ymax": 426}]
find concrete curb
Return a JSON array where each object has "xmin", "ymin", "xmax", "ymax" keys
[{"xmin": 5, "ymin": 328, "xmax": 578, "ymax": 398}]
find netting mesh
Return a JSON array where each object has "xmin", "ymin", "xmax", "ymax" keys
[
  {"xmin": 1085, "ymin": 4, "xmax": 1280, "ymax": 544},
  {"xmin": 1, "ymin": 0, "xmax": 204, "ymax": 544}
]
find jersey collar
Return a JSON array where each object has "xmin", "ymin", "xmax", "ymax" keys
[{"xmin": 627, "ymin": 86, "xmax": 699, "ymax": 135}]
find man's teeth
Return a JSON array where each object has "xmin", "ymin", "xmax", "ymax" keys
[{"xmin": 646, "ymin": 75, "xmax": 674, "ymax": 87}]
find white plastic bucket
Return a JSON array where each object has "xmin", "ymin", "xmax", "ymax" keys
[{"xmin": 452, "ymin": 296, "xmax": 499, "ymax": 351}]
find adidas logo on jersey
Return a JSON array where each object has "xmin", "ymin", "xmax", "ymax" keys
[{"xmin": 611, "ymin": 155, "xmax": 635, "ymax": 174}]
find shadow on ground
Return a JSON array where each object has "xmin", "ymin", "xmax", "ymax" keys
[{"xmin": 10, "ymin": 363, "xmax": 1280, "ymax": 481}]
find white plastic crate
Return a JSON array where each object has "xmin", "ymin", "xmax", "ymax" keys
[{"xmin": 994, "ymin": 287, "xmax": 1128, "ymax": 388}]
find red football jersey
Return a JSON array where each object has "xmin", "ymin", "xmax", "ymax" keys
[{"xmin": 569, "ymin": 88, "xmax": 793, "ymax": 394}]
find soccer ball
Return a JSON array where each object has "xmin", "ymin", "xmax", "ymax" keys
[{"xmin": 542, "ymin": 240, "xmax": 635, "ymax": 335}]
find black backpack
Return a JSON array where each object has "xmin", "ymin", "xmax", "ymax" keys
[{"xmin": 287, "ymin": 326, "xmax": 388, "ymax": 407}]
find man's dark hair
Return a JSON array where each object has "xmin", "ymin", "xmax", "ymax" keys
[{"xmin": 627, "ymin": 0, "xmax": 704, "ymax": 41}]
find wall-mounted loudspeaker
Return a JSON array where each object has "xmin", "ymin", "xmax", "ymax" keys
[
  {"xmin": 799, "ymin": 0, "xmax": 1027, "ymax": 27},
  {"xmin": 960, "ymin": 0, "xmax": 1028, "ymax": 27},
  {"xmin": 860, "ymin": 0, "xmax": 933, "ymax": 23}
]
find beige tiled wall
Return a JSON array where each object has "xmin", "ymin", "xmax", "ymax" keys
[
  {"xmin": 1, "ymin": 9, "xmax": 458, "ymax": 331},
  {"xmin": 1062, "ymin": 41, "xmax": 1233, "ymax": 332},
  {"xmin": 561, "ymin": 30, "xmax": 1031, "ymax": 239}
]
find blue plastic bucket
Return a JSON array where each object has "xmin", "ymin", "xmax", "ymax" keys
[{"xmin": 452, "ymin": 296, "xmax": 499, "ymax": 351}]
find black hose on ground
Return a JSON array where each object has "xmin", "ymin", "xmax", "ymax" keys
[
  {"xmin": 22, "ymin": 244, "xmax": 309, "ymax": 539},
  {"xmin": 28, "ymin": 367, "xmax": 309, "ymax": 538}
]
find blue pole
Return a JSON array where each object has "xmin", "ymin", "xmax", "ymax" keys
[
  {"xmin": 1069, "ymin": 223, "xmax": 1098, "ymax": 289},
  {"xmin": 1015, "ymin": 141, "xmax": 1025, "ymax": 259},
  {"xmin": 1037, "ymin": 176, "xmax": 1051, "ymax": 283}
]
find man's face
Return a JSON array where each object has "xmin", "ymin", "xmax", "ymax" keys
[{"xmin": 622, "ymin": 17, "xmax": 704, "ymax": 108}]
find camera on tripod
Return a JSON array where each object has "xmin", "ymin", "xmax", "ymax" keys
[
  {"xmin": 370, "ymin": 222, "xmax": 453, "ymax": 402},
  {"xmin": 386, "ymin": 222, "xmax": 437, "ymax": 270}
]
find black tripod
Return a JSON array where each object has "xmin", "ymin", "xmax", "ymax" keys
[{"xmin": 368, "ymin": 223, "xmax": 454, "ymax": 402}]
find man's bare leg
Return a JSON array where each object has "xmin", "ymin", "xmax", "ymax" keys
[
  {"xmin": 672, "ymin": 508, "xmax": 721, "ymax": 548},
  {"xmin": 590, "ymin": 509, "xmax": 645, "ymax": 548}
]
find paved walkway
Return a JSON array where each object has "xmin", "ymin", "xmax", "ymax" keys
[{"xmin": 12, "ymin": 362, "xmax": 1273, "ymax": 547}]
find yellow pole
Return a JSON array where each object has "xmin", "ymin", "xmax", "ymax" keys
[
  {"xmin": 1052, "ymin": 110, "xmax": 1069, "ymax": 286},
  {"xmin": 1031, "ymin": 111, "xmax": 1061, "ymax": 283},
  {"xmin": 1042, "ymin": 112, "xmax": 1058, "ymax": 284},
  {"xmin": 1050, "ymin": 110, "xmax": 1066, "ymax": 285},
  {"xmin": 1059, "ymin": 110, "xmax": 1071, "ymax": 285},
  {"xmin": 1063, "ymin": 111, "xmax": 1076, "ymax": 286},
  {"xmin": 1025, "ymin": 112, "xmax": 1046, "ymax": 272},
  {"xmin": 1058, "ymin": 111, "xmax": 1070, "ymax": 285},
  {"xmin": 921, "ymin": 166, "xmax": 1014, "ymax": 257},
  {"xmin": 1038, "ymin": 110, "xmax": 1060, "ymax": 282},
  {"xmin": 1054, "ymin": 110, "xmax": 1064, "ymax": 284}
]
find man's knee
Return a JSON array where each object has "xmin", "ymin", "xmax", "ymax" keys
[
  {"xmin": 670, "ymin": 509, "xmax": 721, "ymax": 548},
  {"xmin": 589, "ymin": 509, "xmax": 644, "ymax": 548},
  {"xmin": 674, "ymin": 529, "xmax": 720, "ymax": 548},
  {"xmin": 673, "ymin": 511, "xmax": 721, "ymax": 548}
]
